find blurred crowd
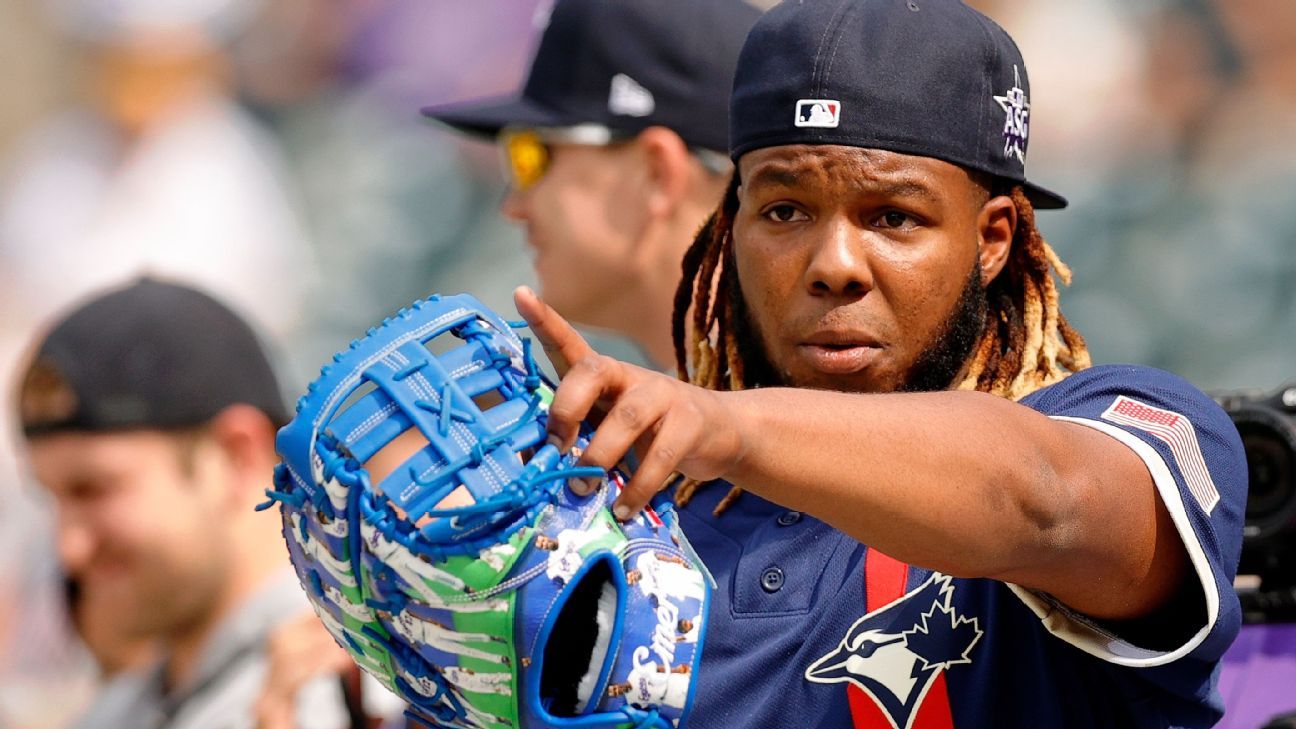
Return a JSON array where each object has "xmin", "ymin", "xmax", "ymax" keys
[
  {"xmin": 981, "ymin": 0, "xmax": 1296, "ymax": 392},
  {"xmin": 0, "ymin": 1, "xmax": 544, "ymax": 725},
  {"xmin": 0, "ymin": 0, "xmax": 1291, "ymax": 727}
]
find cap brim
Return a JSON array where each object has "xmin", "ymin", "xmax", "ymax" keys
[
  {"xmin": 420, "ymin": 94, "xmax": 571, "ymax": 138},
  {"xmin": 1023, "ymin": 180, "xmax": 1067, "ymax": 210}
]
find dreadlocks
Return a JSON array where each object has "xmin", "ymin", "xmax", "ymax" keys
[{"xmin": 670, "ymin": 174, "xmax": 1092, "ymax": 515}]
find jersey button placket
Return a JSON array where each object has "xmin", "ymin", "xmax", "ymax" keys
[
  {"xmin": 760, "ymin": 566, "xmax": 785, "ymax": 593},
  {"xmin": 776, "ymin": 510, "xmax": 802, "ymax": 526}
]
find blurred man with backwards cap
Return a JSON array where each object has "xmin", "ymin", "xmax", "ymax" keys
[{"xmin": 15, "ymin": 278, "xmax": 362, "ymax": 729}]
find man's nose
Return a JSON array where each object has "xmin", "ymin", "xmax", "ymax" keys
[
  {"xmin": 56, "ymin": 515, "xmax": 96, "ymax": 575},
  {"xmin": 804, "ymin": 218, "xmax": 874, "ymax": 297},
  {"xmin": 499, "ymin": 186, "xmax": 528, "ymax": 222}
]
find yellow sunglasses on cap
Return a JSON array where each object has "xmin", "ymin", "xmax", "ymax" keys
[
  {"xmin": 498, "ymin": 125, "xmax": 732, "ymax": 191},
  {"xmin": 498, "ymin": 124, "xmax": 624, "ymax": 191}
]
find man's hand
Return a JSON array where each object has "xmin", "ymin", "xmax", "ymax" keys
[
  {"xmin": 254, "ymin": 611, "xmax": 356, "ymax": 729},
  {"xmin": 514, "ymin": 286, "xmax": 746, "ymax": 518}
]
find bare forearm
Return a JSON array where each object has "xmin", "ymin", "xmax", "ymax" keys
[
  {"xmin": 515, "ymin": 287, "xmax": 1179, "ymax": 621},
  {"xmin": 722, "ymin": 388, "xmax": 1079, "ymax": 581}
]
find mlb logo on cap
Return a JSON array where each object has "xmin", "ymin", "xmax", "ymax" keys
[
  {"xmin": 732, "ymin": 0, "xmax": 1068, "ymax": 209},
  {"xmin": 794, "ymin": 99, "xmax": 840, "ymax": 128}
]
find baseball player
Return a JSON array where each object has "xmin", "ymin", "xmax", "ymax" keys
[
  {"xmin": 361, "ymin": 519, "xmax": 469, "ymax": 595},
  {"xmin": 386, "ymin": 610, "xmax": 509, "ymax": 666},
  {"xmin": 441, "ymin": 666, "xmax": 513, "ymax": 696},
  {"xmin": 291, "ymin": 511, "xmax": 360, "ymax": 589},
  {"xmin": 515, "ymin": 1, "xmax": 1249, "ymax": 727},
  {"xmin": 613, "ymin": 650, "xmax": 693, "ymax": 711},
  {"xmin": 538, "ymin": 522, "xmax": 615, "ymax": 584},
  {"xmin": 398, "ymin": 667, "xmax": 507, "ymax": 729},
  {"xmin": 629, "ymin": 551, "xmax": 706, "ymax": 605},
  {"xmin": 423, "ymin": 0, "xmax": 760, "ymax": 370}
]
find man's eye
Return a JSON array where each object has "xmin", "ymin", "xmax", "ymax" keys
[
  {"xmin": 763, "ymin": 205, "xmax": 807, "ymax": 223},
  {"xmin": 877, "ymin": 211, "xmax": 913, "ymax": 229}
]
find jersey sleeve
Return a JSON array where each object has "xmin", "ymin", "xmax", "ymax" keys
[{"xmin": 1009, "ymin": 364, "xmax": 1247, "ymax": 668}]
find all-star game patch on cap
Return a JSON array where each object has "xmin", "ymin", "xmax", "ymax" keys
[
  {"xmin": 729, "ymin": 0, "xmax": 1067, "ymax": 209},
  {"xmin": 421, "ymin": 0, "xmax": 763, "ymax": 154},
  {"xmin": 19, "ymin": 277, "xmax": 289, "ymax": 437}
]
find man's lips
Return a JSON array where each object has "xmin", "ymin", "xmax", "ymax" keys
[
  {"xmin": 802, "ymin": 331, "xmax": 880, "ymax": 348},
  {"xmin": 797, "ymin": 334, "xmax": 883, "ymax": 375},
  {"xmin": 797, "ymin": 344, "xmax": 881, "ymax": 375}
]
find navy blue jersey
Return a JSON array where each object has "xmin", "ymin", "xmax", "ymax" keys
[{"xmin": 679, "ymin": 365, "xmax": 1246, "ymax": 729}]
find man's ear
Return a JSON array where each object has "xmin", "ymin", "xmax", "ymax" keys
[
  {"xmin": 206, "ymin": 404, "xmax": 279, "ymax": 505},
  {"xmin": 636, "ymin": 126, "xmax": 695, "ymax": 219},
  {"xmin": 977, "ymin": 194, "xmax": 1016, "ymax": 284}
]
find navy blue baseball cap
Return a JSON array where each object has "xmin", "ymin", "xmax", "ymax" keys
[
  {"xmin": 421, "ymin": 0, "xmax": 763, "ymax": 154},
  {"xmin": 729, "ymin": 0, "xmax": 1066, "ymax": 209},
  {"xmin": 19, "ymin": 277, "xmax": 289, "ymax": 436}
]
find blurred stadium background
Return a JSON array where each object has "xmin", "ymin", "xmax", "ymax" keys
[{"xmin": 0, "ymin": 0, "xmax": 1292, "ymax": 726}]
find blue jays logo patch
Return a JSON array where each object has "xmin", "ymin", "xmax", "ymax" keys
[{"xmin": 805, "ymin": 574, "xmax": 982, "ymax": 729}]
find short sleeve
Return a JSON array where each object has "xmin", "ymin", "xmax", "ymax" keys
[{"xmin": 1009, "ymin": 365, "xmax": 1247, "ymax": 668}]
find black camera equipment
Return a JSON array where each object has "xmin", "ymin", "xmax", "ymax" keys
[{"xmin": 1211, "ymin": 382, "xmax": 1296, "ymax": 623}]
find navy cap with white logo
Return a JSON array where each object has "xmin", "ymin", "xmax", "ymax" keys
[
  {"xmin": 421, "ymin": 0, "xmax": 762, "ymax": 154},
  {"xmin": 729, "ymin": 0, "xmax": 1066, "ymax": 209}
]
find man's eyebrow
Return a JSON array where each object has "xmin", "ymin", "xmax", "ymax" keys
[
  {"xmin": 866, "ymin": 179, "xmax": 942, "ymax": 203},
  {"xmin": 743, "ymin": 166, "xmax": 800, "ymax": 189},
  {"xmin": 744, "ymin": 164, "xmax": 944, "ymax": 204}
]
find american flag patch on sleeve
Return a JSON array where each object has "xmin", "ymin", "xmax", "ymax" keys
[{"xmin": 1101, "ymin": 396, "xmax": 1220, "ymax": 514}]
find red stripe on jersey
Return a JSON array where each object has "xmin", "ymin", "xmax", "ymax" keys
[
  {"xmin": 848, "ymin": 681, "xmax": 892, "ymax": 729},
  {"xmin": 847, "ymin": 550, "xmax": 956, "ymax": 729},
  {"xmin": 865, "ymin": 550, "xmax": 909, "ymax": 612},
  {"xmin": 912, "ymin": 673, "xmax": 956, "ymax": 729},
  {"xmin": 849, "ymin": 551, "xmax": 908, "ymax": 728}
]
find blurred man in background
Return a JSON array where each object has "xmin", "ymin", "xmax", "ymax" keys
[
  {"xmin": 14, "ymin": 279, "xmax": 361, "ymax": 729},
  {"xmin": 423, "ymin": 0, "xmax": 763, "ymax": 370},
  {"xmin": 0, "ymin": 4, "xmax": 317, "ymax": 718}
]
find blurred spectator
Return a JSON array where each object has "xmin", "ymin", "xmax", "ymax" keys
[
  {"xmin": 12, "ymin": 278, "xmax": 364, "ymax": 729},
  {"xmin": 970, "ymin": 0, "xmax": 1296, "ymax": 392},
  {"xmin": 0, "ymin": 2, "xmax": 319, "ymax": 726},
  {"xmin": 0, "ymin": 1, "xmax": 68, "ymax": 152},
  {"xmin": 423, "ymin": 0, "xmax": 760, "ymax": 371},
  {"xmin": 0, "ymin": 0, "xmax": 315, "ymax": 352},
  {"xmin": 228, "ymin": 0, "xmax": 545, "ymax": 382}
]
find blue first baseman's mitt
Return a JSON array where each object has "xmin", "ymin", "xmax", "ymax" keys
[{"xmin": 261, "ymin": 294, "xmax": 710, "ymax": 729}]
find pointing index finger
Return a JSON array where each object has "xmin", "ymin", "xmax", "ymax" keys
[{"xmin": 513, "ymin": 286, "xmax": 595, "ymax": 378}]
